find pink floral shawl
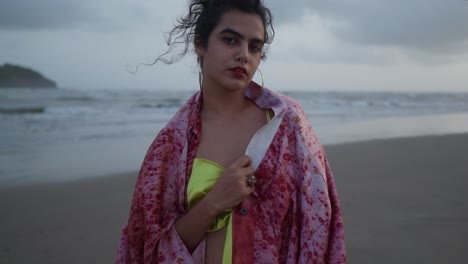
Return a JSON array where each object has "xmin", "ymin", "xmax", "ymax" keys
[{"xmin": 116, "ymin": 82, "xmax": 346, "ymax": 263}]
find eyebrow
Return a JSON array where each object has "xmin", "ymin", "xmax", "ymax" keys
[{"xmin": 219, "ymin": 28, "xmax": 265, "ymax": 45}]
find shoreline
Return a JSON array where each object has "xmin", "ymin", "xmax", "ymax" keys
[
  {"xmin": 3, "ymin": 111, "xmax": 468, "ymax": 187},
  {"xmin": 1, "ymin": 133, "xmax": 467, "ymax": 263}
]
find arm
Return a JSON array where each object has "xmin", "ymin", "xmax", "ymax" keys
[
  {"xmin": 116, "ymin": 134, "xmax": 192, "ymax": 264},
  {"xmin": 116, "ymin": 153, "xmax": 255, "ymax": 263},
  {"xmin": 323, "ymin": 156, "xmax": 347, "ymax": 263},
  {"xmin": 295, "ymin": 150, "xmax": 346, "ymax": 264},
  {"xmin": 174, "ymin": 193, "xmax": 220, "ymax": 252},
  {"xmin": 175, "ymin": 155, "xmax": 255, "ymax": 252},
  {"xmin": 290, "ymin": 101, "xmax": 346, "ymax": 263}
]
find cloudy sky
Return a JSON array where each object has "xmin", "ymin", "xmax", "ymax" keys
[{"xmin": 1, "ymin": 0, "xmax": 467, "ymax": 92}]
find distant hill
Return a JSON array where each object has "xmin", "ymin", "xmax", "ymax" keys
[{"xmin": 0, "ymin": 63, "xmax": 57, "ymax": 88}]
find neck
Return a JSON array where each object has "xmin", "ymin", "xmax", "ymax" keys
[{"xmin": 201, "ymin": 84, "xmax": 250, "ymax": 117}]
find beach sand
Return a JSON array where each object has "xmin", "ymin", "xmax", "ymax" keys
[
  {"xmin": 1, "ymin": 134, "xmax": 467, "ymax": 263},
  {"xmin": 327, "ymin": 134, "xmax": 468, "ymax": 263}
]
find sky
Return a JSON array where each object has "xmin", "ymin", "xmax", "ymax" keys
[{"xmin": 1, "ymin": 0, "xmax": 468, "ymax": 92}]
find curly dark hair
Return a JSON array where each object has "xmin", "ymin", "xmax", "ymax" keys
[{"xmin": 130, "ymin": 0, "xmax": 274, "ymax": 72}]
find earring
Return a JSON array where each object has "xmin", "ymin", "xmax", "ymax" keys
[
  {"xmin": 198, "ymin": 70, "xmax": 203, "ymax": 90},
  {"xmin": 256, "ymin": 68, "xmax": 264, "ymax": 88}
]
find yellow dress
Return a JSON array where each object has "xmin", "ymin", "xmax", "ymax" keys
[
  {"xmin": 186, "ymin": 110, "xmax": 271, "ymax": 263},
  {"xmin": 187, "ymin": 158, "xmax": 233, "ymax": 264}
]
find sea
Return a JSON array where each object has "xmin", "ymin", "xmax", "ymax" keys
[{"xmin": 1, "ymin": 87, "xmax": 468, "ymax": 186}]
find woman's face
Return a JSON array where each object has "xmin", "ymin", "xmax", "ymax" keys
[{"xmin": 196, "ymin": 9, "xmax": 265, "ymax": 92}]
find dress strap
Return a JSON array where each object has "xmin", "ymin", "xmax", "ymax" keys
[{"xmin": 266, "ymin": 109, "xmax": 271, "ymax": 122}]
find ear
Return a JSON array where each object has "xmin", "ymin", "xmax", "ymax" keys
[
  {"xmin": 195, "ymin": 40, "xmax": 205, "ymax": 58},
  {"xmin": 194, "ymin": 39, "xmax": 205, "ymax": 67}
]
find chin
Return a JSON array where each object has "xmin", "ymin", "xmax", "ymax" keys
[{"xmin": 224, "ymin": 80, "xmax": 247, "ymax": 91}]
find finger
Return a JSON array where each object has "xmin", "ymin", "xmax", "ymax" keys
[
  {"xmin": 226, "ymin": 166, "xmax": 254, "ymax": 180},
  {"xmin": 241, "ymin": 166, "xmax": 255, "ymax": 177},
  {"xmin": 230, "ymin": 155, "xmax": 252, "ymax": 168}
]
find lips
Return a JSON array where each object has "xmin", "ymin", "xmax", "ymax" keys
[{"xmin": 230, "ymin": 67, "xmax": 247, "ymax": 75}]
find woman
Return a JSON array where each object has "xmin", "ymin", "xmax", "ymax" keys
[{"xmin": 116, "ymin": 0, "xmax": 346, "ymax": 263}]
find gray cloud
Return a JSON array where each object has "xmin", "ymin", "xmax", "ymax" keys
[
  {"xmin": 0, "ymin": 1, "xmax": 96, "ymax": 29},
  {"xmin": 0, "ymin": 0, "xmax": 167, "ymax": 31},
  {"xmin": 268, "ymin": 0, "xmax": 468, "ymax": 57},
  {"xmin": 3, "ymin": 0, "xmax": 467, "ymax": 55}
]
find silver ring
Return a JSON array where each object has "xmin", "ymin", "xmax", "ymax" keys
[{"xmin": 246, "ymin": 175, "xmax": 256, "ymax": 188}]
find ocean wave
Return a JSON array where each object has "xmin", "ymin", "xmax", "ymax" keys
[
  {"xmin": 0, "ymin": 107, "xmax": 45, "ymax": 114},
  {"xmin": 136, "ymin": 98, "xmax": 182, "ymax": 109},
  {"xmin": 57, "ymin": 96, "xmax": 95, "ymax": 102}
]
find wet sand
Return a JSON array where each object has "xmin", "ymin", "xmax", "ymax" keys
[{"xmin": 1, "ymin": 134, "xmax": 467, "ymax": 263}]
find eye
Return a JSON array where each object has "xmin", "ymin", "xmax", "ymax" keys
[
  {"xmin": 250, "ymin": 44, "xmax": 263, "ymax": 53},
  {"xmin": 223, "ymin": 37, "xmax": 237, "ymax": 45}
]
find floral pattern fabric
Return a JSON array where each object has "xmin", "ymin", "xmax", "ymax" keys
[{"xmin": 116, "ymin": 82, "xmax": 346, "ymax": 263}]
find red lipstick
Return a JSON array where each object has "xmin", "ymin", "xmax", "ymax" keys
[{"xmin": 230, "ymin": 67, "xmax": 247, "ymax": 78}]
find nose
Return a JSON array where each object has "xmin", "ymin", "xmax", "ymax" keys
[{"xmin": 235, "ymin": 42, "xmax": 249, "ymax": 63}]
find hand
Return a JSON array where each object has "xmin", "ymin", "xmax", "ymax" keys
[{"xmin": 205, "ymin": 155, "xmax": 255, "ymax": 213}]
